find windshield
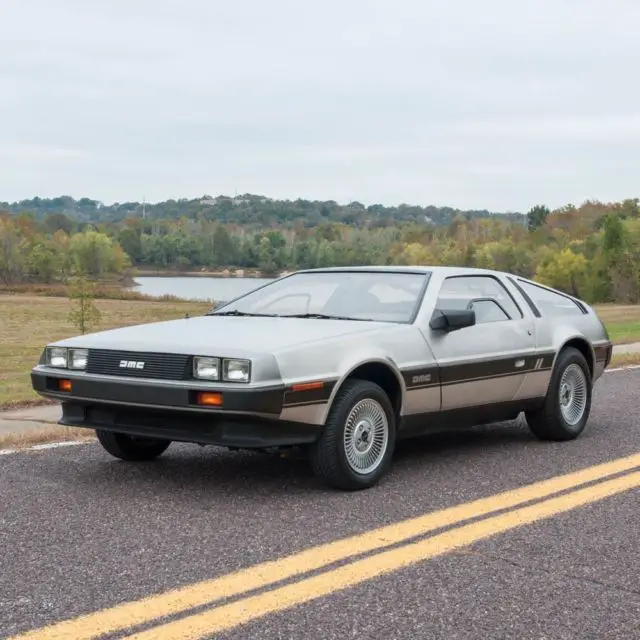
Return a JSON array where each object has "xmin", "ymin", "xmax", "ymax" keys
[{"xmin": 211, "ymin": 271, "xmax": 430, "ymax": 323}]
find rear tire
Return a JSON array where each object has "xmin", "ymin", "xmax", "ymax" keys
[
  {"xmin": 96, "ymin": 430, "xmax": 171, "ymax": 461},
  {"xmin": 525, "ymin": 347, "xmax": 592, "ymax": 441},
  {"xmin": 309, "ymin": 379, "xmax": 396, "ymax": 491}
]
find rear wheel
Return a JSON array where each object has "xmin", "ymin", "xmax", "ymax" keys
[
  {"xmin": 525, "ymin": 347, "xmax": 592, "ymax": 441},
  {"xmin": 309, "ymin": 379, "xmax": 396, "ymax": 490},
  {"xmin": 95, "ymin": 430, "xmax": 171, "ymax": 461}
]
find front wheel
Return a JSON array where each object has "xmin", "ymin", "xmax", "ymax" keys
[
  {"xmin": 525, "ymin": 347, "xmax": 592, "ymax": 441},
  {"xmin": 96, "ymin": 430, "xmax": 172, "ymax": 461},
  {"xmin": 309, "ymin": 379, "xmax": 396, "ymax": 490}
]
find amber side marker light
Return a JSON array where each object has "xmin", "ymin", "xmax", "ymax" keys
[
  {"xmin": 196, "ymin": 392, "xmax": 223, "ymax": 407},
  {"xmin": 58, "ymin": 379, "xmax": 72, "ymax": 392},
  {"xmin": 291, "ymin": 381, "xmax": 324, "ymax": 392}
]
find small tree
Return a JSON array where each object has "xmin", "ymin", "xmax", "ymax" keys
[
  {"xmin": 526, "ymin": 204, "xmax": 550, "ymax": 231},
  {"xmin": 68, "ymin": 273, "xmax": 102, "ymax": 334}
]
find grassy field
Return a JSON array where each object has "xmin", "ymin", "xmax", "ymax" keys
[
  {"xmin": 1, "ymin": 295, "xmax": 640, "ymax": 409},
  {"xmin": 0, "ymin": 295, "xmax": 210, "ymax": 407},
  {"xmin": 591, "ymin": 304, "xmax": 640, "ymax": 344}
]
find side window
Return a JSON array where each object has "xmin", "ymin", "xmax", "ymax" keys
[
  {"xmin": 467, "ymin": 298, "xmax": 510, "ymax": 323},
  {"xmin": 436, "ymin": 275, "xmax": 523, "ymax": 322},
  {"xmin": 517, "ymin": 280, "xmax": 584, "ymax": 317}
]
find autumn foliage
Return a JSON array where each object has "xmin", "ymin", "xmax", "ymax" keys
[{"xmin": 1, "ymin": 197, "xmax": 640, "ymax": 304}]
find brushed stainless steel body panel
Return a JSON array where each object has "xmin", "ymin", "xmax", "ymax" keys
[{"xmin": 413, "ymin": 270, "xmax": 537, "ymax": 410}]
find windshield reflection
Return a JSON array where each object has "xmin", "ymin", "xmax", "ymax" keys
[{"xmin": 211, "ymin": 271, "xmax": 430, "ymax": 323}]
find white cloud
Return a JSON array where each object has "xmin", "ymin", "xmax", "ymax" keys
[{"xmin": 1, "ymin": 0, "xmax": 639, "ymax": 211}]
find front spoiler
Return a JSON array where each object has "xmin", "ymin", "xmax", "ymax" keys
[{"xmin": 58, "ymin": 402, "xmax": 322, "ymax": 448}]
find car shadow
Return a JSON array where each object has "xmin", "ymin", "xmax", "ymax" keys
[{"xmin": 70, "ymin": 416, "xmax": 539, "ymax": 496}]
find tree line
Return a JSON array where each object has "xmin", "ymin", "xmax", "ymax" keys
[
  {"xmin": 1, "ymin": 194, "xmax": 525, "ymax": 227},
  {"xmin": 1, "ymin": 196, "xmax": 639, "ymax": 304}
]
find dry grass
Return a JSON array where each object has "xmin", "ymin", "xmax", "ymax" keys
[
  {"xmin": 593, "ymin": 304, "xmax": 640, "ymax": 344},
  {"xmin": 0, "ymin": 295, "xmax": 210, "ymax": 407},
  {"xmin": 0, "ymin": 425, "xmax": 95, "ymax": 450},
  {"xmin": 608, "ymin": 352, "xmax": 640, "ymax": 368},
  {"xmin": 592, "ymin": 304, "xmax": 640, "ymax": 323}
]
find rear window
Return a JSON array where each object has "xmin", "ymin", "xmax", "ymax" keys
[{"xmin": 517, "ymin": 280, "xmax": 585, "ymax": 317}]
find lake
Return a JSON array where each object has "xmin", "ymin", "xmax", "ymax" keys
[{"xmin": 128, "ymin": 276, "xmax": 274, "ymax": 302}]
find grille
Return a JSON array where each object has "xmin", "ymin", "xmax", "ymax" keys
[{"xmin": 86, "ymin": 349, "xmax": 191, "ymax": 380}]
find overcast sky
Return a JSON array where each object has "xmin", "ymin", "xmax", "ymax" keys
[{"xmin": 1, "ymin": 0, "xmax": 639, "ymax": 212}]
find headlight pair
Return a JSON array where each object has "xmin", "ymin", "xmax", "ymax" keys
[
  {"xmin": 193, "ymin": 357, "xmax": 251, "ymax": 383},
  {"xmin": 46, "ymin": 347, "xmax": 88, "ymax": 370},
  {"xmin": 44, "ymin": 348, "xmax": 250, "ymax": 383}
]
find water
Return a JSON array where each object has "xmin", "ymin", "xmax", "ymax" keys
[{"xmin": 129, "ymin": 276, "xmax": 274, "ymax": 302}]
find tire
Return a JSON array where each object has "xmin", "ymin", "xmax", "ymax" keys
[
  {"xmin": 525, "ymin": 347, "xmax": 592, "ymax": 441},
  {"xmin": 95, "ymin": 430, "xmax": 171, "ymax": 461},
  {"xmin": 309, "ymin": 378, "xmax": 396, "ymax": 491}
]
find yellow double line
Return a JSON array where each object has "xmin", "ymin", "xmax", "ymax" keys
[{"xmin": 14, "ymin": 453, "xmax": 640, "ymax": 640}]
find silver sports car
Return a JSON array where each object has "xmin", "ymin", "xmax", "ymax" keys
[{"xmin": 31, "ymin": 266, "xmax": 613, "ymax": 490}]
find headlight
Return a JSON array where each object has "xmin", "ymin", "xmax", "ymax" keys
[
  {"xmin": 46, "ymin": 347, "xmax": 68, "ymax": 368},
  {"xmin": 69, "ymin": 348, "xmax": 88, "ymax": 370},
  {"xmin": 223, "ymin": 358, "xmax": 251, "ymax": 383},
  {"xmin": 193, "ymin": 356, "xmax": 220, "ymax": 380}
]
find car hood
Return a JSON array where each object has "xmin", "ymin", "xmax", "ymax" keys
[{"xmin": 52, "ymin": 315, "xmax": 395, "ymax": 357}]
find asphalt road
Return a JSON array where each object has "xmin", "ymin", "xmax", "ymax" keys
[{"xmin": 1, "ymin": 369, "xmax": 639, "ymax": 640}]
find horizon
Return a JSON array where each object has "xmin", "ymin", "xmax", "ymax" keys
[{"xmin": 1, "ymin": 191, "xmax": 529, "ymax": 215}]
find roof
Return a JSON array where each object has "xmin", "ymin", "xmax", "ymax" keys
[{"xmin": 295, "ymin": 265, "xmax": 506, "ymax": 277}]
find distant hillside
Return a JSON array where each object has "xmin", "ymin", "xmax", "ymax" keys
[{"xmin": 0, "ymin": 194, "xmax": 526, "ymax": 228}]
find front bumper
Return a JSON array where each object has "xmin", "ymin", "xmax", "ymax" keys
[{"xmin": 31, "ymin": 369, "xmax": 323, "ymax": 448}]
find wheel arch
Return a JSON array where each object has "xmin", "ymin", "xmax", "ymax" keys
[
  {"xmin": 320, "ymin": 358, "xmax": 405, "ymax": 425},
  {"xmin": 555, "ymin": 336, "xmax": 595, "ymax": 379}
]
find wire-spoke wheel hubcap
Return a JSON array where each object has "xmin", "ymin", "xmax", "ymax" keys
[
  {"xmin": 343, "ymin": 398, "xmax": 389, "ymax": 475},
  {"xmin": 559, "ymin": 363, "xmax": 588, "ymax": 426}
]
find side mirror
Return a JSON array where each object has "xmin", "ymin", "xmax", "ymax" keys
[{"xmin": 429, "ymin": 308, "xmax": 476, "ymax": 332}]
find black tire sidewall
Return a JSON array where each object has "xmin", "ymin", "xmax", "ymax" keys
[{"xmin": 96, "ymin": 430, "xmax": 171, "ymax": 461}]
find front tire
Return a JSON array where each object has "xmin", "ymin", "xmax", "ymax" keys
[
  {"xmin": 96, "ymin": 430, "xmax": 172, "ymax": 461},
  {"xmin": 525, "ymin": 347, "xmax": 592, "ymax": 441},
  {"xmin": 309, "ymin": 379, "xmax": 396, "ymax": 491}
]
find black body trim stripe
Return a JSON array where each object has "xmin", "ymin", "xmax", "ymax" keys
[
  {"xmin": 282, "ymin": 380, "xmax": 336, "ymax": 408},
  {"xmin": 438, "ymin": 353, "xmax": 554, "ymax": 386},
  {"xmin": 401, "ymin": 367, "xmax": 440, "ymax": 389},
  {"xmin": 401, "ymin": 352, "xmax": 556, "ymax": 389}
]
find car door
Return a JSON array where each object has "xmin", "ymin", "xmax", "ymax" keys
[{"xmin": 423, "ymin": 273, "xmax": 537, "ymax": 411}]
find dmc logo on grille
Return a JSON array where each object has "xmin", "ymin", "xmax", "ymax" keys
[{"xmin": 119, "ymin": 360, "xmax": 145, "ymax": 369}]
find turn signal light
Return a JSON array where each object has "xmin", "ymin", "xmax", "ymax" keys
[
  {"xmin": 58, "ymin": 379, "xmax": 72, "ymax": 392},
  {"xmin": 292, "ymin": 381, "xmax": 324, "ymax": 392},
  {"xmin": 196, "ymin": 392, "xmax": 223, "ymax": 407}
]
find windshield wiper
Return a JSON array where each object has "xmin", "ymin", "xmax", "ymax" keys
[
  {"xmin": 280, "ymin": 313, "xmax": 373, "ymax": 321},
  {"xmin": 207, "ymin": 310, "xmax": 280, "ymax": 317}
]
